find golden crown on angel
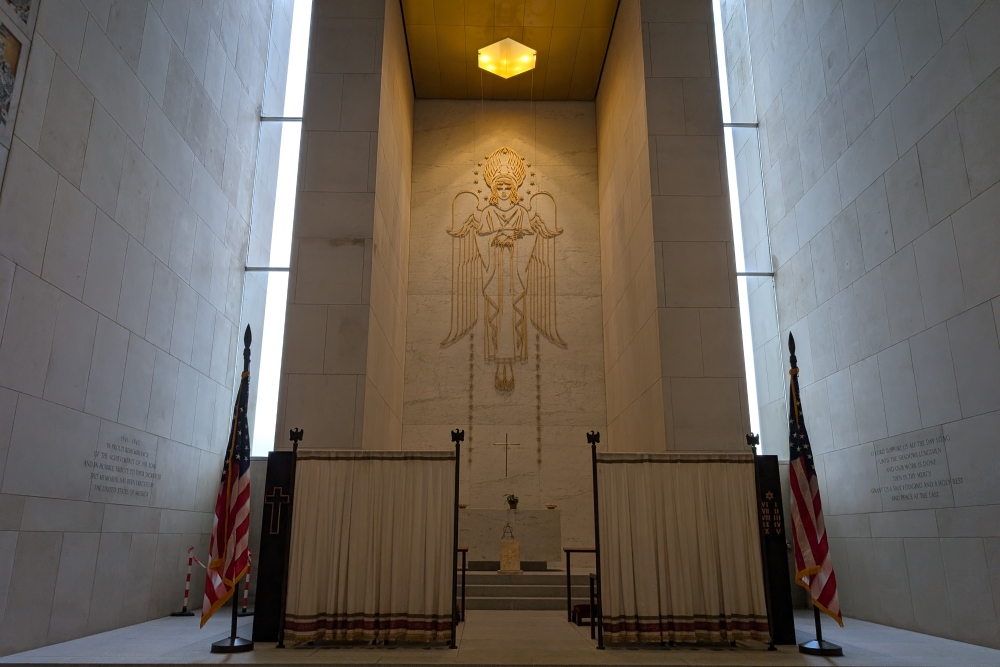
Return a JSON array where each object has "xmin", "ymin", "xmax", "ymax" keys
[{"xmin": 442, "ymin": 146, "xmax": 565, "ymax": 392}]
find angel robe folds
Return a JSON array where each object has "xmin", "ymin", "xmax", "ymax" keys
[{"xmin": 443, "ymin": 190, "xmax": 564, "ymax": 392}]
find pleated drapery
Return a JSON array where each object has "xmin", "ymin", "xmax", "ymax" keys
[
  {"xmin": 284, "ymin": 450, "xmax": 456, "ymax": 643},
  {"xmin": 597, "ymin": 452, "xmax": 770, "ymax": 643}
]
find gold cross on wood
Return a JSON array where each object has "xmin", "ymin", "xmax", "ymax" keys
[{"xmin": 492, "ymin": 433, "xmax": 521, "ymax": 476}]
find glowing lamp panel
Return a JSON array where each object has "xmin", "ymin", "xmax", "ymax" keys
[{"xmin": 478, "ymin": 38, "xmax": 537, "ymax": 79}]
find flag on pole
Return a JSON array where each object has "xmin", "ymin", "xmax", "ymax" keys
[
  {"xmin": 787, "ymin": 333, "xmax": 843, "ymax": 626},
  {"xmin": 201, "ymin": 331, "xmax": 252, "ymax": 626}
]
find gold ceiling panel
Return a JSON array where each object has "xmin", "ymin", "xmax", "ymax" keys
[{"xmin": 402, "ymin": 0, "xmax": 619, "ymax": 100}]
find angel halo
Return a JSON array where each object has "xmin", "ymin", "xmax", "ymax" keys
[{"xmin": 442, "ymin": 146, "xmax": 565, "ymax": 392}]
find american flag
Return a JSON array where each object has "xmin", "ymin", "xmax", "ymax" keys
[
  {"xmin": 787, "ymin": 333, "xmax": 843, "ymax": 627},
  {"xmin": 200, "ymin": 362, "xmax": 252, "ymax": 626}
]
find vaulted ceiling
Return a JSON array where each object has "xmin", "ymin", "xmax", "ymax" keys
[{"xmin": 401, "ymin": 0, "xmax": 619, "ymax": 100}]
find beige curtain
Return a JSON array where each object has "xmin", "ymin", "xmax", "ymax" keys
[
  {"xmin": 598, "ymin": 452, "xmax": 770, "ymax": 643},
  {"xmin": 285, "ymin": 451, "xmax": 456, "ymax": 643}
]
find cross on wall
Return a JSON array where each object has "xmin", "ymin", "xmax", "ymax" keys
[{"xmin": 492, "ymin": 433, "xmax": 521, "ymax": 477}]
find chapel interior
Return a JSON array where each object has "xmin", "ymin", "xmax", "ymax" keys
[{"xmin": 0, "ymin": 0, "xmax": 999, "ymax": 661}]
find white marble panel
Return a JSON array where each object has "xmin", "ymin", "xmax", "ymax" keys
[
  {"xmin": 44, "ymin": 294, "xmax": 98, "ymax": 411},
  {"xmin": 856, "ymin": 176, "xmax": 894, "ymax": 271},
  {"xmin": 871, "ymin": 507, "xmax": 939, "ymax": 537},
  {"xmin": 890, "ymin": 25, "xmax": 975, "ymax": 154},
  {"xmin": 952, "ymin": 182, "xmax": 1000, "ymax": 309},
  {"xmin": 101, "ymin": 504, "xmax": 160, "ymax": 533},
  {"xmin": 169, "ymin": 281, "xmax": 199, "ymax": 365},
  {"xmin": 170, "ymin": 363, "xmax": 198, "ymax": 446},
  {"xmin": 79, "ymin": 14, "xmax": 150, "ymax": 143},
  {"xmin": 0, "ymin": 140, "xmax": 59, "ymax": 274},
  {"xmin": 884, "ymin": 147, "xmax": 929, "ymax": 251},
  {"xmin": 941, "ymin": 538, "xmax": 1000, "ymax": 645},
  {"xmin": 121, "ymin": 532, "xmax": 157, "ymax": 622},
  {"xmin": 14, "ymin": 35, "xmax": 57, "ymax": 152},
  {"xmin": 0, "ymin": 269, "xmax": 59, "ymax": 397},
  {"xmin": 835, "ymin": 109, "xmax": 897, "ymax": 207},
  {"xmin": 909, "ymin": 323, "xmax": 963, "ymax": 427},
  {"xmin": 947, "ymin": 303, "xmax": 1000, "ymax": 418},
  {"xmin": 913, "ymin": 219, "xmax": 965, "ymax": 327},
  {"xmin": 3, "ymin": 396, "xmax": 100, "ymax": 500},
  {"xmin": 917, "ymin": 112, "xmax": 971, "ymax": 225},
  {"xmin": 841, "ymin": 52, "xmax": 875, "ymax": 146},
  {"xmin": 146, "ymin": 349, "xmax": 178, "ymax": 438},
  {"xmin": 117, "ymin": 333, "xmax": 156, "ymax": 430},
  {"xmin": 81, "ymin": 103, "xmax": 127, "ymax": 216},
  {"xmin": 904, "ymin": 537, "xmax": 955, "ymax": 636},
  {"xmin": 84, "ymin": 315, "xmax": 129, "ymax": 420},
  {"xmin": 46, "ymin": 532, "xmax": 100, "ymax": 645},
  {"xmin": 43, "ymin": 178, "xmax": 97, "ymax": 299},
  {"xmin": 117, "ymin": 237, "xmax": 156, "ymax": 335},
  {"xmin": 966, "ymin": 1, "xmax": 1000, "ymax": 84},
  {"xmin": 823, "ymin": 441, "xmax": 882, "ymax": 515},
  {"xmin": 865, "ymin": 13, "xmax": 905, "ymax": 115},
  {"xmin": 135, "ymin": 9, "xmax": 171, "ymax": 102},
  {"xmin": 41, "ymin": 56, "xmax": 96, "ymax": 183},
  {"xmin": 944, "ymin": 410, "xmax": 1000, "ymax": 507},
  {"xmin": 877, "ymin": 340, "xmax": 923, "ymax": 437},
  {"xmin": 142, "ymin": 104, "xmax": 193, "ymax": 199},
  {"xmin": 852, "ymin": 356, "xmax": 888, "ymax": 443},
  {"xmin": 958, "ymin": 73, "xmax": 1000, "ymax": 197},
  {"xmin": 83, "ymin": 211, "xmax": 128, "ymax": 319},
  {"xmin": 0, "ymin": 532, "xmax": 62, "ymax": 655},
  {"xmin": 827, "ymin": 366, "xmax": 860, "ymax": 449},
  {"xmin": 873, "ymin": 536, "xmax": 916, "ymax": 627},
  {"xmin": 85, "ymin": 531, "xmax": 129, "ymax": 633}
]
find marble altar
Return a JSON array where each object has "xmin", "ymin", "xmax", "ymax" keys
[{"xmin": 459, "ymin": 509, "xmax": 562, "ymax": 564}]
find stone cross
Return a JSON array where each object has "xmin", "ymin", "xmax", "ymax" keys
[{"xmin": 492, "ymin": 433, "xmax": 521, "ymax": 476}]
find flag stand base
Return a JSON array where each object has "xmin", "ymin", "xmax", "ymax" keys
[
  {"xmin": 237, "ymin": 609, "xmax": 254, "ymax": 617},
  {"xmin": 169, "ymin": 611, "xmax": 194, "ymax": 617},
  {"xmin": 798, "ymin": 605, "xmax": 842, "ymax": 655},
  {"xmin": 798, "ymin": 639, "xmax": 842, "ymax": 656},
  {"xmin": 211, "ymin": 637, "xmax": 254, "ymax": 653}
]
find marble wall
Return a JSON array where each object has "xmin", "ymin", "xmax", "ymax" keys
[
  {"xmin": 597, "ymin": 0, "xmax": 663, "ymax": 452},
  {"xmin": 598, "ymin": 0, "xmax": 749, "ymax": 452},
  {"xmin": 404, "ymin": 99, "xmax": 607, "ymax": 552},
  {"xmin": 275, "ymin": 0, "xmax": 413, "ymax": 451},
  {"xmin": 0, "ymin": 0, "xmax": 275, "ymax": 655},
  {"xmin": 721, "ymin": 0, "xmax": 1000, "ymax": 648}
]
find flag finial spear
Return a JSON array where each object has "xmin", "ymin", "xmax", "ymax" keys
[
  {"xmin": 788, "ymin": 332, "xmax": 797, "ymax": 370},
  {"xmin": 242, "ymin": 325, "xmax": 252, "ymax": 373}
]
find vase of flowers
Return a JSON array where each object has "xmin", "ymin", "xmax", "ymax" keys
[{"xmin": 505, "ymin": 493, "xmax": 518, "ymax": 510}]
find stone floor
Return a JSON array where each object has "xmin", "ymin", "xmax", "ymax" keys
[{"xmin": 2, "ymin": 609, "xmax": 999, "ymax": 666}]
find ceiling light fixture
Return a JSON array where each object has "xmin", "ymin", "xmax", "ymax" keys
[{"xmin": 478, "ymin": 38, "xmax": 536, "ymax": 79}]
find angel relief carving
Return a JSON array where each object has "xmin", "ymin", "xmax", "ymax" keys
[{"xmin": 442, "ymin": 146, "xmax": 566, "ymax": 392}]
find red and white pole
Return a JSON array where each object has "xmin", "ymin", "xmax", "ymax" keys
[
  {"xmin": 170, "ymin": 547, "xmax": 197, "ymax": 617},
  {"xmin": 238, "ymin": 551, "xmax": 253, "ymax": 616}
]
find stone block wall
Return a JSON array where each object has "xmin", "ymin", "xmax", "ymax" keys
[
  {"xmin": 598, "ymin": 0, "xmax": 749, "ymax": 451},
  {"xmin": 722, "ymin": 0, "xmax": 1000, "ymax": 648},
  {"xmin": 597, "ymin": 0, "xmax": 663, "ymax": 451},
  {"xmin": 276, "ymin": 0, "xmax": 413, "ymax": 450},
  {"xmin": 0, "ymin": 0, "xmax": 273, "ymax": 655}
]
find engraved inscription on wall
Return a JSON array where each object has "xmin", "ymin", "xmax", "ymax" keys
[
  {"xmin": 84, "ymin": 424, "xmax": 161, "ymax": 506},
  {"xmin": 870, "ymin": 426, "xmax": 963, "ymax": 511}
]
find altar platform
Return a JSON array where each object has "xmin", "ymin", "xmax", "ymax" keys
[{"xmin": 2, "ymin": 608, "xmax": 998, "ymax": 667}]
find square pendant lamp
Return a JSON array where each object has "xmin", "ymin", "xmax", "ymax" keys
[{"xmin": 478, "ymin": 38, "xmax": 536, "ymax": 79}]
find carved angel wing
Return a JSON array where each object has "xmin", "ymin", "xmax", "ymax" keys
[
  {"xmin": 442, "ymin": 191, "xmax": 482, "ymax": 345},
  {"xmin": 527, "ymin": 192, "xmax": 566, "ymax": 346}
]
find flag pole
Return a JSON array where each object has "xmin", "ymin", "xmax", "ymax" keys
[
  {"xmin": 788, "ymin": 333, "xmax": 843, "ymax": 657},
  {"xmin": 210, "ymin": 326, "xmax": 255, "ymax": 654}
]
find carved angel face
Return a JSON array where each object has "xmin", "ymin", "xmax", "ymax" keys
[{"xmin": 491, "ymin": 176, "xmax": 520, "ymax": 207}]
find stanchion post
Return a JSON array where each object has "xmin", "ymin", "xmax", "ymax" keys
[
  {"xmin": 276, "ymin": 428, "xmax": 303, "ymax": 648},
  {"xmin": 170, "ymin": 547, "xmax": 197, "ymax": 616},
  {"xmin": 588, "ymin": 430, "xmax": 604, "ymax": 650},
  {"xmin": 449, "ymin": 429, "xmax": 463, "ymax": 649},
  {"xmin": 238, "ymin": 552, "xmax": 253, "ymax": 617}
]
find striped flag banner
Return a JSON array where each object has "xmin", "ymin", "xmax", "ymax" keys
[
  {"xmin": 787, "ymin": 333, "xmax": 843, "ymax": 627},
  {"xmin": 200, "ymin": 361, "xmax": 252, "ymax": 626}
]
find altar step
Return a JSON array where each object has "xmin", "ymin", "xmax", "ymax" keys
[{"xmin": 463, "ymin": 571, "xmax": 592, "ymax": 611}]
